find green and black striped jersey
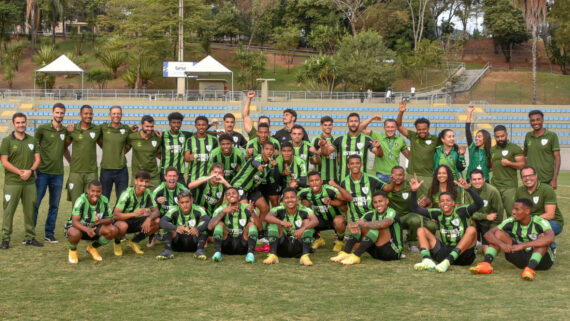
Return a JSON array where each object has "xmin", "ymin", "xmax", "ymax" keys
[
  {"xmin": 193, "ymin": 178, "xmax": 226, "ymax": 216},
  {"xmin": 152, "ymin": 182, "xmax": 188, "ymax": 216},
  {"xmin": 163, "ymin": 204, "xmax": 208, "ymax": 229},
  {"xmin": 208, "ymin": 146, "xmax": 245, "ymax": 181},
  {"xmin": 292, "ymin": 140, "xmax": 313, "ymax": 173},
  {"xmin": 312, "ymin": 135, "xmax": 337, "ymax": 182},
  {"xmin": 333, "ymin": 133, "xmax": 374, "ymax": 180},
  {"xmin": 186, "ymin": 134, "xmax": 218, "ymax": 182},
  {"xmin": 298, "ymin": 184, "xmax": 342, "ymax": 221},
  {"xmin": 66, "ymin": 193, "xmax": 112, "ymax": 228},
  {"xmin": 271, "ymin": 204, "xmax": 314, "ymax": 237},
  {"xmin": 231, "ymin": 154, "xmax": 272, "ymax": 192},
  {"xmin": 498, "ymin": 215, "xmax": 553, "ymax": 245},
  {"xmin": 213, "ymin": 203, "xmax": 252, "ymax": 237},
  {"xmin": 246, "ymin": 137, "xmax": 280, "ymax": 158},
  {"xmin": 275, "ymin": 155, "xmax": 307, "ymax": 187},
  {"xmin": 362, "ymin": 207, "xmax": 403, "ymax": 253},
  {"xmin": 340, "ymin": 173, "xmax": 385, "ymax": 221},
  {"xmin": 160, "ymin": 130, "xmax": 193, "ymax": 175},
  {"xmin": 115, "ymin": 186, "xmax": 157, "ymax": 213}
]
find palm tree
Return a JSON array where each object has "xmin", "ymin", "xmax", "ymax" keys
[
  {"xmin": 42, "ymin": 0, "xmax": 65, "ymax": 45},
  {"xmin": 26, "ymin": 0, "xmax": 39, "ymax": 60},
  {"xmin": 513, "ymin": 0, "xmax": 547, "ymax": 105}
]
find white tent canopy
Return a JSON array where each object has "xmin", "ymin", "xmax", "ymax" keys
[
  {"xmin": 34, "ymin": 54, "xmax": 84, "ymax": 91},
  {"xmin": 185, "ymin": 55, "xmax": 233, "ymax": 91}
]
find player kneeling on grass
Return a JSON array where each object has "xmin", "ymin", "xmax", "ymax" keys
[
  {"xmin": 208, "ymin": 187, "xmax": 259, "ymax": 263},
  {"xmin": 65, "ymin": 180, "xmax": 117, "ymax": 264},
  {"xmin": 113, "ymin": 170, "xmax": 160, "ymax": 256},
  {"xmin": 333, "ymin": 191, "xmax": 403, "ymax": 265},
  {"xmin": 156, "ymin": 190, "xmax": 211, "ymax": 260},
  {"xmin": 470, "ymin": 198, "xmax": 555, "ymax": 281},
  {"xmin": 409, "ymin": 174, "xmax": 483, "ymax": 272},
  {"xmin": 263, "ymin": 188, "xmax": 318, "ymax": 266}
]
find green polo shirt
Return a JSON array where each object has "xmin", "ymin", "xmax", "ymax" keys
[
  {"xmin": 407, "ymin": 130, "xmax": 439, "ymax": 177},
  {"xmin": 371, "ymin": 132, "xmax": 407, "ymax": 175},
  {"xmin": 128, "ymin": 131, "xmax": 161, "ymax": 178},
  {"xmin": 100, "ymin": 122, "xmax": 131, "ymax": 170},
  {"xmin": 67, "ymin": 123, "xmax": 101, "ymax": 173},
  {"xmin": 464, "ymin": 183, "xmax": 503, "ymax": 227},
  {"xmin": 490, "ymin": 142, "xmax": 523, "ymax": 189},
  {"xmin": 387, "ymin": 180, "xmax": 414, "ymax": 216},
  {"xmin": 515, "ymin": 183, "xmax": 564, "ymax": 228},
  {"xmin": 524, "ymin": 130, "xmax": 560, "ymax": 183},
  {"xmin": 0, "ymin": 133, "xmax": 39, "ymax": 185},
  {"xmin": 35, "ymin": 122, "xmax": 68, "ymax": 175}
]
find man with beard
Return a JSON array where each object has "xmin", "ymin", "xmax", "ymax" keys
[
  {"xmin": 218, "ymin": 113, "xmax": 247, "ymax": 148},
  {"xmin": 161, "ymin": 112, "xmax": 193, "ymax": 185},
  {"xmin": 151, "ymin": 167, "xmax": 188, "ymax": 246},
  {"xmin": 65, "ymin": 105, "xmax": 102, "ymax": 204},
  {"xmin": 189, "ymin": 163, "xmax": 232, "ymax": 217},
  {"xmin": 156, "ymin": 190, "xmax": 210, "ymax": 260},
  {"xmin": 273, "ymin": 108, "xmax": 310, "ymax": 145},
  {"xmin": 275, "ymin": 142, "xmax": 308, "ymax": 192},
  {"xmin": 298, "ymin": 171, "xmax": 352, "ymax": 252},
  {"xmin": 524, "ymin": 110, "xmax": 561, "ymax": 189},
  {"xmin": 263, "ymin": 188, "xmax": 318, "ymax": 266},
  {"xmin": 246, "ymin": 123, "xmax": 280, "ymax": 159},
  {"xmin": 320, "ymin": 113, "xmax": 383, "ymax": 180},
  {"xmin": 312, "ymin": 116, "xmax": 337, "ymax": 182},
  {"xmin": 208, "ymin": 187, "xmax": 259, "ymax": 263},
  {"xmin": 34, "ymin": 103, "xmax": 68, "ymax": 243},
  {"xmin": 185, "ymin": 116, "xmax": 219, "ymax": 183},
  {"xmin": 290, "ymin": 125, "xmax": 316, "ymax": 173},
  {"xmin": 208, "ymin": 134, "xmax": 244, "ymax": 182},
  {"xmin": 128, "ymin": 115, "xmax": 161, "ymax": 190},
  {"xmin": 490, "ymin": 125, "xmax": 525, "ymax": 216}
]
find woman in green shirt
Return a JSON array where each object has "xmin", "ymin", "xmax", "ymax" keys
[
  {"xmin": 423, "ymin": 165, "xmax": 460, "ymax": 209},
  {"xmin": 433, "ymin": 129, "xmax": 466, "ymax": 180},
  {"xmin": 465, "ymin": 106, "xmax": 492, "ymax": 182}
]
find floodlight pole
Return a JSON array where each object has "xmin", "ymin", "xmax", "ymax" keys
[{"xmin": 176, "ymin": 0, "xmax": 185, "ymax": 96}]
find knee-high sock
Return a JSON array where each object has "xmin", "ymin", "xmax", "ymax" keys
[
  {"xmin": 131, "ymin": 232, "xmax": 147, "ymax": 243},
  {"xmin": 213, "ymin": 225, "xmax": 223, "ymax": 252},
  {"xmin": 68, "ymin": 241, "xmax": 77, "ymax": 250},
  {"xmin": 197, "ymin": 233, "xmax": 207, "ymax": 250},
  {"xmin": 92, "ymin": 235, "xmax": 110, "ymax": 248},
  {"xmin": 484, "ymin": 247, "xmax": 497, "ymax": 263},
  {"xmin": 162, "ymin": 232, "xmax": 173, "ymax": 250},
  {"xmin": 354, "ymin": 230, "xmax": 379, "ymax": 257},
  {"xmin": 268, "ymin": 224, "xmax": 279, "ymax": 254},
  {"xmin": 344, "ymin": 232, "xmax": 361, "ymax": 253},
  {"xmin": 247, "ymin": 225, "xmax": 258, "ymax": 254},
  {"xmin": 302, "ymin": 228, "xmax": 314, "ymax": 255}
]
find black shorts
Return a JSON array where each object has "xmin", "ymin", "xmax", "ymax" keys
[
  {"xmin": 474, "ymin": 221, "xmax": 493, "ymax": 245},
  {"xmin": 259, "ymin": 183, "xmax": 282, "ymax": 197},
  {"xmin": 221, "ymin": 235, "xmax": 248, "ymax": 255},
  {"xmin": 367, "ymin": 241, "xmax": 401, "ymax": 261},
  {"xmin": 314, "ymin": 215, "xmax": 336, "ymax": 232},
  {"xmin": 275, "ymin": 235, "xmax": 303, "ymax": 258},
  {"xmin": 237, "ymin": 188, "xmax": 264, "ymax": 203},
  {"xmin": 505, "ymin": 250, "xmax": 554, "ymax": 270},
  {"xmin": 431, "ymin": 239, "xmax": 476, "ymax": 265},
  {"xmin": 64, "ymin": 224, "xmax": 102, "ymax": 241},
  {"xmin": 172, "ymin": 234, "xmax": 199, "ymax": 252},
  {"xmin": 125, "ymin": 217, "xmax": 148, "ymax": 234}
]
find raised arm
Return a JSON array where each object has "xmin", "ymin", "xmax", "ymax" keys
[
  {"xmin": 358, "ymin": 115, "xmax": 381, "ymax": 136},
  {"xmin": 409, "ymin": 174, "xmax": 431, "ymax": 218},
  {"xmin": 396, "ymin": 100, "xmax": 409, "ymax": 138},
  {"xmin": 243, "ymin": 91, "xmax": 256, "ymax": 135},
  {"xmin": 465, "ymin": 105, "xmax": 474, "ymax": 146}
]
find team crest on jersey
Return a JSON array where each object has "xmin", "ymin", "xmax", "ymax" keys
[
  {"xmin": 301, "ymin": 154, "xmax": 307, "ymax": 159},
  {"xmin": 541, "ymin": 139, "xmax": 548, "ymax": 146},
  {"xmin": 231, "ymin": 162, "xmax": 237, "ymax": 168},
  {"xmin": 425, "ymin": 140, "xmax": 432, "ymax": 145},
  {"xmin": 238, "ymin": 189, "xmax": 244, "ymax": 196},
  {"xmin": 179, "ymin": 136, "xmax": 185, "ymax": 143},
  {"xmin": 356, "ymin": 142, "xmax": 364, "ymax": 150},
  {"xmin": 174, "ymin": 197, "xmax": 178, "ymax": 204},
  {"xmin": 120, "ymin": 129, "xmax": 126, "ymax": 135},
  {"xmin": 502, "ymin": 150, "xmax": 508, "ymax": 156},
  {"xmin": 60, "ymin": 134, "xmax": 65, "ymax": 140},
  {"xmin": 402, "ymin": 192, "xmax": 409, "ymax": 200},
  {"xmin": 28, "ymin": 144, "xmax": 34, "ymax": 150},
  {"xmin": 451, "ymin": 218, "xmax": 460, "ymax": 227},
  {"xmin": 216, "ymin": 191, "xmax": 223, "ymax": 198},
  {"xmin": 4, "ymin": 194, "xmax": 11, "ymax": 202},
  {"xmin": 152, "ymin": 140, "xmax": 157, "ymax": 147},
  {"xmin": 483, "ymin": 200, "xmax": 488, "ymax": 207},
  {"xmin": 238, "ymin": 218, "xmax": 246, "ymax": 226},
  {"xmin": 528, "ymin": 233, "xmax": 537, "ymax": 240},
  {"xmin": 89, "ymin": 132, "xmax": 95, "ymax": 139},
  {"xmin": 291, "ymin": 173, "xmax": 298, "ymax": 179},
  {"xmin": 362, "ymin": 186, "xmax": 369, "ymax": 194},
  {"xmin": 533, "ymin": 196, "xmax": 539, "ymax": 204},
  {"xmin": 295, "ymin": 220, "xmax": 302, "ymax": 228},
  {"xmin": 233, "ymin": 136, "xmax": 239, "ymax": 143},
  {"xmin": 68, "ymin": 183, "xmax": 74, "ymax": 190},
  {"xmin": 189, "ymin": 219, "xmax": 196, "ymax": 227},
  {"xmin": 206, "ymin": 145, "xmax": 212, "ymax": 152}
]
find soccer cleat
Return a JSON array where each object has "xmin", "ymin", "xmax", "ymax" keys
[
  {"xmin": 330, "ymin": 251, "xmax": 349, "ymax": 263},
  {"xmin": 245, "ymin": 252, "xmax": 255, "ymax": 263},
  {"xmin": 332, "ymin": 240, "xmax": 345, "ymax": 252},
  {"xmin": 414, "ymin": 258, "xmax": 436, "ymax": 271},
  {"xmin": 127, "ymin": 241, "xmax": 144, "ymax": 255},
  {"xmin": 114, "ymin": 243, "xmax": 123, "ymax": 256},
  {"xmin": 0, "ymin": 240, "xmax": 9, "ymax": 249},
  {"xmin": 24, "ymin": 238, "xmax": 44, "ymax": 247},
  {"xmin": 435, "ymin": 259, "xmax": 451, "ymax": 273},
  {"xmin": 68, "ymin": 249, "xmax": 78, "ymax": 264},
  {"xmin": 194, "ymin": 249, "xmax": 207, "ymax": 260},
  {"xmin": 263, "ymin": 253, "xmax": 279, "ymax": 265},
  {"xmin": 300, "ymin": 254, "xmax": 313, "ymax": 266},
  {"xmin": 255, "ymin": 244, "xmax": 270, "ymax": 252},
  {"xmin": 312, "ymin": 238, "xmax": 326, "ymax": 249},
  {"xmin": 155, "ymin": 249, "xmax": 174, "ymax": 260},
  {"xmin": 341, "ymin": 253, "xmax": 361, "ymax": 265},
  {"xmin": 44, "ymin": 235, "xmax": 58, "ymax": 244},
  {"xmin": 521, "ymin": 267, "xmax": 535, "ymax": 281},
  {"xmin": 212, "ymin": 252, "xmax": 223, "ymax": 262},
  {"xmin": 86, "ymin": 245, "xmax": 103, "ymax": 261},
  {"xmin": 470, "ymin": 262, "xmax": 494, "ymax": 275}
]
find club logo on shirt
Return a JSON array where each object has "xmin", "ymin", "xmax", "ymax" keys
[
  {"xmin": 541, "ymin": 139, "xmax": 548, "ymax": 146},
  {"xmin": 483, "ymin": 200, "xmax": 488, "ymax": 207},
  {"xmin": 362, "ymin": 186, "xmax": 369, "ymax": 194},
  {"xmin": 402, "ymin": 192, "xmax": 409, "ymax": 200},
  {"xmin": 238, "ymin": 218, "xmax": 246, "ymax": 227},
  {"xmin": 206, "ymin": 145, "xmax": 212, "ymax": 152},
  {"xmin": 28, "ymin": 144, "xmax": 34, "ymax": 150},
  {"xmin": 300, "ymin": 154, "xmax": 307, "ymax": 159},
  {"xmin": 356, "ymin": 142, "xmax": 364, "ymax": 150},
  {"xmin": 233, "ymin": 136, "xmax": 239, "ymax": 143},
  {"xmin": 60, "ymin": 134, "xmax": 65, "ymax": 141},
  {"xmin": 216, "ymin": 191, "xmax": 223, "ymax": 198},
  {"xmin": 231, "ymin": 162, "xmax": 237, "ymax": 168},
  {"xmin": 120, "ymin": 129, "xmax": 126, "ymax": 135},
  {"xmin": 502, "ymin": 150, "xmax": 508, "ymax": 156},
  {"xmin": 174, "ymin": 197, "xmax": 178, "ymax": 204},
  {"xmin": 425, "ymin": 140, "xmax": 432, "ymax": 145},
  {"xmin": 4, "ymin": 194, "xmax": 11, "ymax": 202},
  {"xmin": 451, "ymin": 218, "xmax": 460, "ymax": 227},
  {"xmin": 179, "ymin": 136, "xmax": 185, "ymax": 143},
  {"xmin": 238, "ymin": 189, "xmax": 244, "ymax": 196},
  {"xmin": 152, "ymin": 141, "xmax": 157, "ymax": 147},
  {"xmin": 291, "ymin": 173, "xmax": 298, "ymax": 179},
  {"xmin": 69, "ymin": 183, "xmax": 74, "ymax": 190},
  {"xmin": 528, "ymin": 233, "xmax": 537, "ymax": 240},
  {"xmin": 533, "ymin": 196, "xmax": 539, "ymax": 204},
  {"xmin": 189, "ymin": 219, "xmax": 196, "ymax": 227},
  {"xmin": 295, "ymin": 220, "xmax": 302, "ymax": 228},
  {"xmin": 89, "ymin": 132, "xmax": 95, "ymax": 139}
]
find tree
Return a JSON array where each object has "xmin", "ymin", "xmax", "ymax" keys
[
  {"xmin": 331, "ymin": 0, "xmax": 377, "ymax": 35},
  {"xmin": 512, "ymin": 0, "xmax": 547, "ymax": 104},
  {"xmin": 96, "ymin": 47, "xmax": 127, "ymax": 79},
  {"xmin": 236, "ymin": 0, "xmax": 278, "ymax": 47},
  {"xmin": 334, "ymin": 30, "xmax": 395, "ymax": 90},
  {"xmin": 406, "ymin": 0, "xmax": 430, "ymax": 50},
  {"xmin": 26, "ymin": 0, "xmax": 40, "ymax": 60},
  {"xmin": 296, "ymin": 54, "xmax": 338, "ymax": 92},
  {"xmin": 484, "ymin": 0, "xmax": 528, "ymax": 67},
  {"xmin": 33, "ymin": 45, "xmax": 58, "ymax": 89},
  {"xmin": 234, "ymin": 44, "xmax": 266, "ymax": 89},
  {"xmin": 398, "ymin": 39, "xmax": 444, "ymax": 84},
  {"xmin": 213, "ymin": 3, "xmax": 243, "ymax": 43},
  {"xmin": 308, "ymin": 24, "xmax": 347, "ymax": 53},
  {"xmin": 87, "ymin": 67, "xmax": 113, "ymax": 89},
  {"xmin": 273, "ymin": 26, "xmax": 300, "ymax": 73},
  {"xmin": 548, "ymin": 0, "xmax": 570, "ymax": 74},
  {"xmin": 42, "ymin": 0, "xmax": 65, "ymax": 45},
  {"xmin": 0, "ymin": 0, "xmax": 24, "ymax": 62}
]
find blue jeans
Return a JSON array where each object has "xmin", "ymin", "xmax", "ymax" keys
[
  {"xmin": 376, "ymin": 172, "xmax": 391, "ymax": 183},
  {"xmin": 549, "ymin": 220, "xmax": 562, "ymax": 249},
  {"xmin": 34, "ymin": 171, "xmax": 63, "ymax": 237},
  {"xmin": 100, "ymin": 167, "xmax": 129, "ymax": 200}
]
